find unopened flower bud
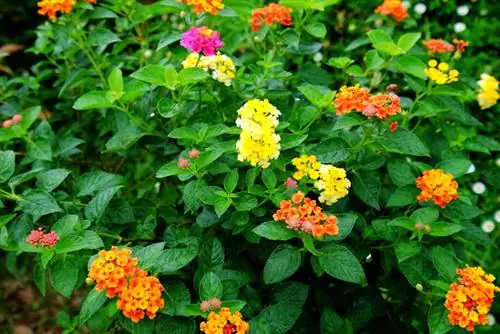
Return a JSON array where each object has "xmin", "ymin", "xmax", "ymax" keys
[
  {"xmin": 415, "ymin": 283, "xmax": 424, "ymax": 292},
  {"xmin": 284, "ymin": 177, "xmax": 298, "ymax": 189},
  {"xmin": 143, "ymin": 49, "xmax": 153, "ymax": 58},
  {"xmin": 389, "ymin": 121, "xmax": 398, "ymax": 133},
  {"xmin": 200, "ymin": 300, "xmax": 211, "ymax": 312},
  {"xmin": 209, "ymin": 297, "xmax": 221, "ymax": 309},
  {"xmin": 424, "ymin": 225, "xmax": 431, "ymax": 232},
  {"xmin": 386, "ymin": 84, "xmax": 399, "ymax": 93},
  {"xmin": 254, "ymin": 36, "xmax": 261, "ymax": 43},
  {"xmin": 12, "ymin": 114, "xmax": 23, "ymax": 124},
  {"xmin": 177, "ymin": 158, "xmax": 190, "ymax": 169},
  {"xmin": 415, "ymin": 223, "xmax": 425, "ymax": 231},
  {"xmin": 2, "ymin": 119, "xmax": 13, "ymax": 128},
  {"xmin": 188, "ymin": 149, "xmax": 200, "ymax": 160},
  {"xmin": 85, "ymin": 278, "xmax": 94, "ymax": 285}
]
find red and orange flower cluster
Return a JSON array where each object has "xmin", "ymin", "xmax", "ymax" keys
[
  {"xmin": 37, "ymin": 0, "xmax": 96, "ymax": 19},
  {"xmin": 375, "ymin": 0, "xmax": 409, "ymax": 22},
  {"xmin": 445, "ymin": 266, "xmax": 500, "ymax": 332},
  {"xmin": 178, "ymin": 0, "xmax": 224, "ymax": 15},
  {"xmin": 87, "ymin": 247, "xmax": 164, "ymax": 323},
  {"xmin": 333, "ymin": 84, "xmax": 401, "ymax": 120},
  {"xmin": 26, "ymin": 228, "xmax": 59, "ymax": 247},
  {"xmin": 416, "ymin": 169, "xmax": 458, "ymax": 208},
  {"xmin": 423, "ymin": 38, "xmax": 469, "ymax": 53},
  {"xmin": 200, "ymin": 307, "xmax": 250, "ymax": 334},
  {"xmin": 251, "ymin": 3, "xmax": 293, "ymax": 32},
  {"xmin": 273, "ymin": 191, "xmax": 339, "ymax": 238}
]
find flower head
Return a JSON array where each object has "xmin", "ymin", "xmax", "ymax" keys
[
  {"xmin": 178, "ymin": 0, "xmax": 224, "ymax": 15},
  {"xmin": 423, "ymin": 39, "xmax": 455, "ymax": 53},
  {"xmin": 416, "ymin": 169, "xmax": 458, "ymax": 208},
  {"xmin": 445, "ymin": 266, "xmax": 500, "ymax": 332},
  {"xmin": 41, "ymin": 231, "xmax": 60, "ymax": 247},
  {"xmin": 476, "ymin": 74, "xmax": 499, "ymax": 110},
  {"xmin": 117, "ymin": 275, "xmax": 165, "ymax": 323},
  {"xmin": 251, "ymin": 3, "xmax": 293, "ymax": 32},
  {"xmin": 27, "ymin": 228, "xmax": 59, "ymax": 247},
  {"xmin": 181, "ymin": 26, "xmax": 224, "ymax": 56},
  {"xmin": 284, "ymin": 177, "xmax": 298, "ymax": 189},
  {"xmin": 236, "ymin": 99, "xmax": 281, "ymax": 169},
  {"xmin": 292, "ymin": 155, "xmax": 321, "ymax": 180},
  {"xmin": 314, "ymin": 165, "xmax": 351, "ymax": 205},
  {"xmin": 273, "ymin": 191, "xmax": 339, "ymax": 238},
  {"xmin": 200, "ymin": 307, "xmax": 250, "ymax": 334},
  {"xmin": 375, "ymin": 0, "xmax": 409, "ymax": 22},
  {"xmin": 453, "ymin": 39, "xmax": 469, "ymax": 53},
  {"xmin": 364, "ymin": 93, "xmax": 401, "ymax": 119},
  {"xmin": 178, "ymin": 158, "xmax": 190, "ymax": 169},
  {"xmin": 182, "ymin": 52, "xmax": 236, "ymax": 86},
  {"xmin": 333, "ymin": 84, "xmax": 371, "ymax": 116},
  {"xmin": 389, "ymin": 121, "xmax": 398, "ymax": 132},
  {"xmin": 37, "ymin": 0, "xmax": 76, "ymax": 19},
  {"xmin": 425, "ymin": 60, "xmax": 459, "ymax": 85},
  {"xmin": 189, "ymin": 149, "xmax": 200, "ymax": 160}
]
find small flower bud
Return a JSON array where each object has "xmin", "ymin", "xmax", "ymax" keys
[
  {"xmin": 415, "ymin": 223, "xmax": 425, "ymax": 231},
  {"xmin": 12, "ymin": 114, "xmax": 23, "ymax": 124},
  {"xmin": 179, "ymin": 11, "xmax": 186, "ymax": 18},
  {"xmin": 188, "ymin": 149, "xmax": 200, "ymax": 160},
  {"xmin": 254, "ymin": 36, "xmax": 261, "ymax": 43},
  {"xmin": 2, "ymin": 119, "xmax": 14, "ymax": 128},
  {"xmin": 143, "ymin": 49, "xmax": 153, "ymax": 58},
  {"xmin": 85, "ymin": 278, "xmax": 94, "ymax": 285},
  {"xmin": 200, "ymin": 300, "xmax": 211, "ymax": 312},
  {"xmin": 386, "ymin": 84, "xmax": 399, "ymax": 93},
  {"xmin": 389, "ymin": 121, "xmax": 398, "ymax": 133},
  {"xmin": 415, "ymin": 283, "xmax": 424, "ymax": 292},
  {"xmin": 424, "ymin": 225, "xmax": 431, "ymax": 232},
  {"xmin": 284, "ymin": 177, "xmax": 298, "ymax": 189},
  {"xmin": 209, "ymin": 297, "xmax": 221, "ymax": 309},
  {"xmin": 177, "ymin": 158, "xmax": 190, "ymax": 169}
]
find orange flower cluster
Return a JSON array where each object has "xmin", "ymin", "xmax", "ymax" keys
[
  {"xmin": 273, "ymin": 191, "xmax": 339, "ymax": 238},
  {"xmin": 37, "ymin": 0, "xmax": 95, "ymax": 19},
  {"xmin": 117, "ymin": 275, "xmax": 165, "ymax": 323},
  {"xmin": 251, "ymin": 3, "xmax": 293, "ymax": 32},
  {"xmin": 454, "ymin": 39, "xmax": 469, "ymax": 53},
  {"xmin": 87, "ymin": 247, "xmax": 164, "ymax": 323},
  {"xmin": 416, "ymin": 169, "xmax": 458, "ymax": 208},
  {"xmin": 200, "ymin": 307, "xmax": 250, "ymax": 334},
  {"xmin": 375, "ymin": 0, "xmax": 409, "ymax": 22},
  {"xmin": 178, "ymin": 0, "xmax": 224, "ymax": 15},
  {"xmin": 424, "ymin": 39, "xmax": 455, "ymax": 53},
  {"xmin": 333, "ymin": 85, "xmax": 401, "ymax": 120},
  {"xmin": 445, "ymin": 266, "xmax": 500, "ymax": 332}
]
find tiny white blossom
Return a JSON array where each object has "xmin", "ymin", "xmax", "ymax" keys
[
  {"xmin": 454, "ymin": 22, "xmax": 466, "ymax": 33},
  {"xmin": 150, "ymin": 113, "xmax": 156, "ymax": 118},
  {"xmin": 496, "ymin": 158, "xmax": 500, "ymax": 167},
  {"xmin": 481, "ymin": 220, "xmax": 495, "ymax": 233},
  {"xmin": 472, "ymin": 181, "xmax": 486, "ymax": 194},
  {"xmin": 487, "ymin": 314, "xmax": 496, "ymax": 326},
  {"xmin": 494, "ymin": 210, "xmax": 500, "ymax": 223},
  {"xmin": 313, "ymin": 52, "xmax": 323, "ymax": 63},
  {"xmin": 143, "ymin": 49, "xmax": 153, "ymax": 58},
  {"xmin": 457, "ymin": 5, "xmax": 469, "ymax": 16},
  {"xmin": 155, "ymin": 182, "xmax": 161, "ymax": 194},
  {"xmin": 467, "ymin": 163, "xmax": 476, "ymax": 174},
  {"xmin": 366, "ymin": 253, "xmax": 372, "ymax": 263},
  {"xmin": 414, "ymin": 3, "xmax": 427, "ymax": 15}
]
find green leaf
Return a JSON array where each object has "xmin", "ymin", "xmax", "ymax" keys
[
  {"xmin": 88, "ymin": 28, "xmax": 120, "ymax": 47},
  {"xmin": 380, "ymin": 128, "xmax": 430, "ymax": 157},
  {"xmin": 131, "ymin": 65, "xmax": 170, "ymax": 87},
  {"xmin": 214, "ymin": 196, "xmax": 231, "ymax": 217},
  {"xmin": 262, "ymin": 169, "xmax": 277, "ymax": 189},
  {"xmin": 281, "ymin": 0, "xmax": 340, "ymax": 11},
  {"xmin": 399, "ymin": 255, "xmax": 435, "ymax": 287},
  {"xmin": 298, "ymin": 84, "xmax": 335, "ymax": 108},
  {"xmin": 19, "ymin": 190, "xmax": 61, "ymax": 222},
  {"xmin": 55, "ymin": 231, "xmax": 104, "ymax": 253},
  {"xmin": 52, "ymin": 215, "xmax": 79, "ymax": 237},
  {"xmin": 431, "ymin": 246, "xmax": 460, "ymax": 281},
  {"xmin": 179, "ymin": 68, "xmax": 210, "ymax": 86},
  {"xmin": 305, "ymin": 22, "xmax": 327, "ymax": 38},
  {"xmin": 0, "ymin": 151, "xmax": 15, "ymax": 182},
  {"xmin": 156, "ymin": 161, "xmax": 182, "ymax": 178},
  {"xmin": 367, "ymin": 30, "xmax": 392, "ymax": 45},
  {"xmin": 397, "ymin": 32, "xmax": 421, "ymax": 51},
  {"xmin": 79, "ymin": 289, "xmax": 107, "ymax": 324},
  {"xmin": 395, "ymin": 241, "xmax": 421, "ymax": 263},
  {"xmin": 108, "ymin": 68, "xmax": 124, "ymax": 93},
  {"xmin": 194, "ymin": 148, "xmax": 224, "ymax": 170},
  {"xmin": 373, "ymin": 42, "xmax": 405, "ymax": 56},
  {"xmin": 428, "ymin": 302, "xmax": 453, "ymax": 334},
  {"xmin": 263, "ymin": 244, "xmax": 302, "ymax": 284},
  {"xmin": 157, "ymin": 32, "xmax": 182, "ymax": 50},
  {"xmin": 158, "ymin": 244, "xmax": 199, "ymax": 273},
  {"xmin": 168, "ymin": 127, "xmax": 198, "ymax": 141},
  {"xmin": 224, "ymin": 169, "xmax": 239, "ymax": 193},
  {"xmin": 75, "ymin": 171, "xmax": 123, "ymax": 197},
  {"xmin": 395, "ymin": 56, "xmax": 427, "ymax": 79},
  {"xmin": 387, "ymin": 217, "xmax": 415, "ymax": 231},
  {"xmin": 134, "ymin": 242, "xmax": 165, "ymax": 271},
  {"xmin": 386, "ymin": 186, "xmax": 419, "ymax": 207},
  {"xmin": 27, "ymin": 138, "xmax": 52, "ymax": 161},
  {"xmin": 73, "ymin": 91, "xmax": 114, "ymax": 110},
  {"xmin": 249, "ymin": 302, "xmax": 303, "ymax": 334},
  {"xmin": 318, "ymin": 244, "xmax": 366, "ymax": 284},
  {"xmin": 321, "ymin": 308, "xmax": 351, "ymax": 334},
  {"xmin": 50, "ymin": 258, "xmax": 79, "ymax": 298},
  {"xmin": 327, "ymin": 57, "xmax": 354, "ymax": 69},
  {"xmin": 428, "ymin": 222, "xmax": 464, "ymax": 237},
  {"xmin": 436, "ymin": 159, "xmax": 472, "ymax": 178},
  {"xmin": 84, "ymin": 186, "xmax": 122, "ymax": 222},
  {"xmin": 410, "ymin": 207, "xmax": 439, "ymax": 225},
  {"xmin": 364, "ymin": 50, "xmax": 384, "ymax": 70},
  {"xmin": 353, "ymin": 171, "xmax": 380, "ymax": 209},
  {"xmin": 253, "ymin": 222, "xmax": 296, "ymax": 241},
  {"xmin": 310, "ymin": 138, "xmax": 351, "ymax": 164},
  {"xmin": 105, "ymin": 126, "xmax": 145, "ymax": 152},
  {"xmin": 388, "ymin": 158, "xmax": 417, "ymax": 187},
  {"xmin": 442, "ymin": 201, "xmax": 482, "ymax": 221},
  {"xmin": 0, "ymin": 214, "xmax": 16, "ymax": 228},
  {"xmin": 8, "ymin": 168, "xmax": 44, "ymax": 190},
  {"xmin": 199, "ymin": 272, "xmax": 223, "ymax": 300},
  {"xmin": 164, "ymin": 65, "xmax": 179, "ymax": 90},
  {"xmin": 36, "ymin": 169, "xmax": 70, "ymax": 192},
  {"xmin": 221, "ymin": 300, "xmax": 247, "ymax": 313}
]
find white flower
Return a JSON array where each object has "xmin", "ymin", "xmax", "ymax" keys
[
  {"xmin": 481, "ymin": 220, "xmax": 495, "ymax": 233},
  {"xmin": 150, "ymin": 112, "xmax": 155, "ymax": 118},
  {"xmin": 143, "ymin": 49, "xmax": 153, "ymax": 58},
  {"xmin": 454, "ymin": 22, "xmax": 466, "ymax": 33},
  {"xmin": 494, "ymin": 210, "xmax": 500, "ymax": 223},
  {"xmin": 313, "ymin": 52, "xmax": 323, "ymax": 63},
  {"xmin": 414, "ymin": 3, "xmax": 427, "ymax": 15},
  {"xmin": 457, "ymin": 5, "xmax": 469, "ymax": 16},
  {"xmin": 487, "ymin": 314, "xmax": 496, "ymax": 326},
  {"xmin": 467, "ymin": 164, "xmax": 476, "ymax": 174},
  {"xmin": 472, "ymin": 181, "xmax": 487, "ymax": 194},
  {"xmin": 366, "ymin": 253, "xmax": 372, "ymax": 262}
]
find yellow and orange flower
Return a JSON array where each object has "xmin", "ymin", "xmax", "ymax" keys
[
  {"xmin": 333, "ymin": 84, "xmax": 371, "ymax": 116},
  {"xmin": 423, "ymin": 39, "xmax": 455, "ymax": 53},
  {"xmin": 178, "ymin": 0, "xmax": 224, "ymax": 15},
  {"xmin": 251, "ymin": 3, "xmax": 293, "ymax": 32},
  {"xmin": 375, "ymin": 0, "xmax": 409, "ymax": 22},
  {"xmin": 292, "ymin": 155, "xmax": 322, "ymax": 180},
  {"xmin": 37, "ymin": 0, "xmax": 76, "ymax": 19},
  {"xmin": 416, "ymin": 169, "xmax": 458, "ymax": 208},
  {"xmin": 200, "ymin": 307, "xmax": 250, "ymax": 334},
  {"xmin": 453, "ymin": 39, "xmax": 469, "ymax": 53},
  {"xmin": 87, "ymin": 247, "xmax": 142, "ymax": 298},
  {"xmin": 273, "ymin": 191, "xmax": 339, "ymax": 238},
  {"xmin": 445, "ymin": 266, "xmax": 500, "ymax": 332},
  {"xmin": 116, "ymin": 275, "xmax": 165, "ymax": 323},
  {"xmin": 364, "ymin": 93, "xmax": 401, "ymax": 119}
]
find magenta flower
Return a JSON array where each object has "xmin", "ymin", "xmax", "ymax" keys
[
  {"xmin": 27, "ymin": 228, "xmax": 45, "ymax": 246},
  {"xmin": 284, "ymin": 177, "xmax": 298, "ymax": 189},
  {"xmin": 180, "ymin": 26, "xmax": 224, "ymax": 56},
  {"xmin": 41, "ymin": 231, "xmax": 60, "ymax": 247},
  {"xmin": 27, "ymin": 228, "xmax": 59, "ymax": 247}
]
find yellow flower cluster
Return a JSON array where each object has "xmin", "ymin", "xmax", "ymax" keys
[
  {"xmin": 292, "ymin": 154, "xmax": 351, "ymax": 205},
  {"xmin": 182, "ymin": 52, "xmax": 236, "ymax": 86},
  {"xmin": 424, "ymin": 59, "xmax": 459, "ymax": 85},
  {"xmin": 236, "ymin": 99, "xmax": 281, "ymax": 169},
  {"xmin": 200, "ymin": 307, "xmax": 250, "ymax": 334},
  {"xmin": 476, "ymin": 74, "xmax": 499, "ymax": 109}
]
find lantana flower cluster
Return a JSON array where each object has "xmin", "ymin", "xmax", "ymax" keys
[
  {"xmin": 235, "ymin": 99, "xmax": 281, "ymax": 169},
  {"xmin": 2, "ymin": 114, "xmax": 23, "ymax": 129},
  {"xmin": 178, "ymin": 0, "xmax": 224, "ymax": 15},
  {"xmin": 333, "ymin": 84, "xmax": 402, "ymax": 120},
  {"xmin": 182, "ymin": 52, "xmax": 236, "ymax": 86},
  {"xmin": 26, "ymin": 228, "xmax": 60, "ymax": 247},
  {"xmin": 375, "ymin": 0, "xmax": 409, "ymax": 22},
  {"xmin": 416, "ymin": 169, "xmax": 458, "ymax": 208},
  {"xmin": 292, "ymin": 155, "xmax": 351, "ymax": 206},
  {"xmin": 476, "ymin": 74, "xmax": 499, "ymax": 110},
  {"xmin": 424, "ymin": 60, "xmax": 459, "ymax": 85},
  {"xmin": 200, "ymin": 307, "xmax": 250, "ymax": 334},
  {"xmin": 251, "ymin": 3, "xmax": 293, "ymax": 32},
  {"xmin": 273, "ymin": 191, "xmax": 339, "ymax": 238},
  {"xmin": 37, "ymin": 0, "xmax": 96, "ymax": 20},
  {"xmin": 445, "ymin": 266, "xmax": 500, "ymax": 332},
  {"xmin": 423, "ymin": 38, "xmax": 469, "ymax": 54},
  {"xmin": 87, "ymin": 247, "xmax": 164, "ymax": 323},
  {"xmin": 180, "ymin": 26, "xmax": 224, "ymax": 56}
]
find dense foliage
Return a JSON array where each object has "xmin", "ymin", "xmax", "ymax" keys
[{"xmin": 1, "ymin": 0, "xmax": 499, "ymax": 333}]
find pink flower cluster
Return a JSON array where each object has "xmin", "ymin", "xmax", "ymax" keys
[
  {"xmin": 2, "ymin": 114, "xmax": 23, "ymax": 128},
  {"xmin": 27, "ymin": 228, "xmax": 60, "ymax": 247},
  {"xmin": 200, "ymin": 297, "xmax": 222, "ymax": 312},
  {"xmin": 177, "ymin": 149, "xmax": 200, "ymax": 170},
  {"xmin": 180, "ymin": 26, "xmax": 224, "ymax": 56}
]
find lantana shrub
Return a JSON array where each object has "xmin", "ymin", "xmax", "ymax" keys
[{"xmin": 1, "ymin": 0, "xmax": 499, "ymax": 333}]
